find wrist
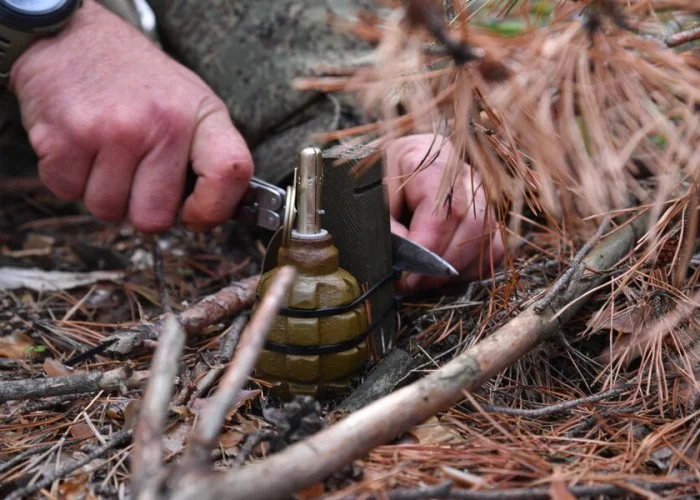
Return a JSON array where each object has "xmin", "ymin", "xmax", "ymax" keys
[{"xmin": 1, "ymin": 0, "xmax": 85, "ymax": 88}]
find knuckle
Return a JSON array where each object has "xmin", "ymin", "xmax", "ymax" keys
[
  {"xmin": 99, "ymin": 107, "xmax": 144, "ymax": 146},
  {"xmin": 38, "ymin": 159, "xmax": 84, "ymax": 201},
  {"xmin": 146, "ymin": 100, "xmax": 190, "ymax": 142},
  {"xmin": 198, "ymin": 93, "xmax": 228, "ymax": 116},
  {"xmin": 63, "ymin": 110, "xmax": 100, "ymax": 148},
  {"xmin": 26, "ymin": 124, "xmax": 53, "ymax": 158}
]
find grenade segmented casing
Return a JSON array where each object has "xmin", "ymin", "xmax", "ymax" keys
[{"xmin": 254, "ymin": 147, "xmax": 369, "ymax": 400}]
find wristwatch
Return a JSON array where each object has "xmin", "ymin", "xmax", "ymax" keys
[{"xmin": 0, "ymin": 0, "xmax": 83, "ymax": 85}]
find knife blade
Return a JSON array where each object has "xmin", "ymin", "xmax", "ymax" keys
[
  {"xmin": 390, "ymin": 233, "xmax": 458, "ymax": 277},
  {"xmin": 259, "ymin": 224, "xmax": 458, "ymax": 278}
]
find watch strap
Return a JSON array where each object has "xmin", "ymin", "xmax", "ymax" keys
[
  {"xmin": 0, "ymin": 24, "xmax": 39, "ymax": 86},
  {"xmin": 0, "ymin": 0, "xmax": 83, "ymax": 87}
]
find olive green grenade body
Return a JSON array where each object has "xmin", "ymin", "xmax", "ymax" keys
[{"xmin": 254, "ymin": 147, "xmax": 369, "ymax": 400}]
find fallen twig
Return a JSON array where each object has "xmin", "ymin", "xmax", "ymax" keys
[
  {"xmin": 151, "ymin": 236, "xmax": 172, "ymax": 313},
  {"xmin": 666, "ymin": 25, "xmax": 700, "ymax": 48},
  {"xmin": 168, "ymin": 213, "xmax": 648, "ymax": 499},
  {"xmin": 386, "ymin": 480, "xmax": 453, "ymax": 499},
  {"xmin": 73, "ymin": 274, "xmax": 259, "ymax": 361},
  {"xmin": 534, "ymin": 219, "xmax": 611, "ymax": 314},
  {"xmin": 0, "ymin": 439, "xmax": 80, "ymax": 476},
  {"xmin": 132, "ymin": 314, "xmax": 185, "ymax": 499},
  {"xmin": 564, "ymin": 403, "xmax": 644, "ymax": 438},
  {"xmin": 1, "ymin": 394, "xmax": 83, "ymax": 419},
  {"xmin": 178, "ymin": 266, "xmax": 297, "ymax": 468},
  {"xmin": 478, "ymin": 381, "xmax": 636, "ymax": 417},
  {"xmin": 4, "ymin": 428, "xmax": 133, "ymax": 500},
  {"xmin": 0, "ymin": 364, "xmax": 148, "ymax": 404},
  {"xmin": 189, "ymin": 312, "xmax": 250, "ymax": 403},
  {"xmin": 339, "ymin": 347, "xmax": 421, "ymax": 412}
]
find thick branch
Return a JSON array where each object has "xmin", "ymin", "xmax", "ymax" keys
[
  {"xmin": 0, "ymin": 365, "xmax": 148, "ymax": 404},
  {"xmin": 101, "ymin": 274, "xmax": 260, "ymax": 359},
  {"xmin": 179, "ymin": 266, "xmax": 297, "ymax": 468},
  {"xmin": 171, "ymin": 217, "xmax": 648, "ymax": 500},
  {"xmin": 132, "ymin": 314, "xmax": 185, "ymax": 500}
]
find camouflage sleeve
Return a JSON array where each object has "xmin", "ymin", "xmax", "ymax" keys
[{"xmin": 146, "ymin": 0, "xmax": 376, "ymax": 184}]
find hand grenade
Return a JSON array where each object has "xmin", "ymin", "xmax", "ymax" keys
[{"xmin": 254, "ymin": 147, "xmax": 369, "ymax": 400}]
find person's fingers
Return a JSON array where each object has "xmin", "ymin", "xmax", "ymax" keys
[
  {"xmin": 127, "ymin": 113, "xmax": 191, "ymax": 233},
  {"xmin": 462, "ymin": 224, "xmax": 505, "ymax": 281},
  {"xmin": 406, "ymin": 198, "xmax": 461, "ymax": 256},
  {"xmin": 406, "ymin": 212, "xmax": 491, "ymax": 292},
  {"xmin": 390, "ymin": 217, "xmax": 409, "ymax": 238},
  {"xmin": 83, "ymin": 145, "xmax": 140, "ymax": 221},
  {"xmin": 383, "ymin": 134, "xmax": 449, "ymax": 217},
  {"xmin": 32, "ymin": 124, "xmax": 93, "ymax": 201},
  {"xmin": 383, "ymin": 141, "xmax": 407, "ymax": 218},
  {"xmin": 181, "ymin": 98, "xmax": 253, "ymax": 232}
]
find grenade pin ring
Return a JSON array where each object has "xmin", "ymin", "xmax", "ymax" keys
[{"xmin": 281, "ymin": 168, "xmax": 298, "ymax": 248}]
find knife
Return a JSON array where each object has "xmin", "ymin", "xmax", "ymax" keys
[{"xmin": 232, "ymin": 177, "xmax": 458, "ymax": 278}]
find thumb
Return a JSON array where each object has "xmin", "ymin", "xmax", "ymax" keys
[{"xmin": 182, "ymin": 98, "xmax": 253, "ymax": 232}]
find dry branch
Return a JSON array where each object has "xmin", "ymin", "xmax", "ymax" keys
[
  {"xmin": 0, "ymin": 439, "xmax": 80, "ymax": 476},
  {"xmin": 0, "ymin": 364, "xmax": 148, "ymax": 404},
  {"xmin": 169, "ymin": 218, "xmax": 649, "ymax": 499},
  {"xmin": 178, "ymin": 266, "xmax": 297, "ymax": 468},
  {"xmin": 479, "ymin": 381, "xmax": 637, "ymax": 417},
  {"xmin": 2, "ymin": 394, "xmax": 84, "ymax": 419},
  {"xmin": 131, "ymin": 314, "xmax": 185, "ymax": 499},
  {"xmin": 189, "ymin": 312, "xmax": 250, "ymax": 402},
  {"xmin": 93, "ymin": 274, "xmax": 259, "ymax": 360},
  {"xmin": 666, "ymin": 26, "xmax": 700, "ymax": 47}
]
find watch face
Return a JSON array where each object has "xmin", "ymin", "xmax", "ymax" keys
[{"xmin": 3, "ymin": 0, "xmax": 69, "ymax": 15}]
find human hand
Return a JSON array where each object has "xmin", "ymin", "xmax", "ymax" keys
[
  {"xmin": 384, "ymin": 134, "xmax": 504, "ymax": 293},
  {"xmin": 10, "ymin": 0, "xmax": 253, "ymax": 233}
]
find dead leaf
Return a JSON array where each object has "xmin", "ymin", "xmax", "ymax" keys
[
  {"xmin": 171, "ymin": 406, "xmax": 190, "ymax": 420},
  {"xmin": 218, "ymin": 430, "xmax": 245, "ymax": 449},
  {"xmin": 0, "ymin": 331, "xmax": 34, "ymax": 359},
  {"xmin": 406, "ymin": 416, "xmax": 460, "ymax": 444},
  {"xmin": 70, "ymin": 422, "xmax": 94, "ymax": 440},
  {"xmin": 237, "ymin": 415, "xmax": 263, "ymax": 435},
  {"xmin": 225, "ymin": 389, "xmax": 261, "ymax": 419},
  {"xmin": 123, "ymin": 401, "xmax": 142, "ymax": 429},
  {"xmin": 24, "ymin": 234, "xmax": 55, "ymax": 251},
  {"xmin": 0, "ymin": 267, "xmax": 124, "ymax": 292},
  {"xmin": 44, "ymin": 358, "xmax": 85, "ymax": 377},
  {"xmin": 57, "ymin": 477, "xmax": 95, "ymax": 500},
  {"xmin": 163, "ymin": 421, "xmax": 191, "ymax": 455}
]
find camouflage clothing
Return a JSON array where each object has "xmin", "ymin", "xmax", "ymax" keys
[{"xmin": 0, "ymin": 0, "xmax": 376, "ymax": 184}]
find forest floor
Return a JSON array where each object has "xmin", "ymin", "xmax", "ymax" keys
[{"xmin": 1, "ymin": 177, "xmax": 699, "ymax": 499}]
